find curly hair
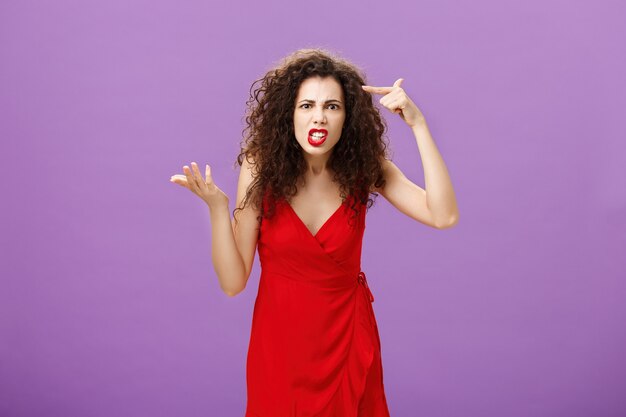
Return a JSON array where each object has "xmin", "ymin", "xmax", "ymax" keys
[{"xmin": 233, "ymin": 47, "xmax": 391, "ymax": 225}]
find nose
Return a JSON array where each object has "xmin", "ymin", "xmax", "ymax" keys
[{"xmin": 313, "ymin": 105, "xmax": 327, "ymax": 124}]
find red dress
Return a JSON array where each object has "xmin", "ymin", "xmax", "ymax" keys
[{"xmin": 245, "ymin": 192, "xmax": 391, "ymax": 417}]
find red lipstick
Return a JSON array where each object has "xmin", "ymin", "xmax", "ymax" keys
[{"xmin": 308, "ymin": 129, "xmax": 328, "ymax": 146}]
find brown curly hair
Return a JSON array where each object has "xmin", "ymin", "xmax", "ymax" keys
[{"xmin": 233, "ymin": 47, "xmax": 391, "ymax": 225}]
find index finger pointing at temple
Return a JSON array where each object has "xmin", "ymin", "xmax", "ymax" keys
[{"xmin": 361, "ymin": 85, "xmax": 394, "ymax": 95}]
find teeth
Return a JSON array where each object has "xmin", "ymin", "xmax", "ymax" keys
[{"xmin": 311, "ymin": 132, "xmax": 326, "ymax": 138}]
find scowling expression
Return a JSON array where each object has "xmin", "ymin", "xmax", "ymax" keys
[{"xmin": 293, "ymin": 75, "xmax": 346, "ymax": 156}]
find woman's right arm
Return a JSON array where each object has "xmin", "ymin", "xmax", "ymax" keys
[
  {"xmin": 211, "ymin": 157, "xmax": 260, "ymax": 296},
  {"xmin": 170, "ymin": 159, "xmax": 260, "ymax": 297}
]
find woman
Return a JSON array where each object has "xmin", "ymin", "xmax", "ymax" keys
[{"xmin": 170, "ymin": 48, "xmax": 458, "ymax": 417}]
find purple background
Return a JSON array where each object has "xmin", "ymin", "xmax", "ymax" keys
[{"xmin": 1, "ymin": 0, "xmax": 624, "ymax": 416}]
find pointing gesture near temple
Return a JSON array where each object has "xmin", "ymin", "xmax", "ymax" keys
[{"xmin": 362, "ymin": 78, "xmax": 426, "ymax": 128}]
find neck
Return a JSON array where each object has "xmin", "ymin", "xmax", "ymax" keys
[{"xmin": 302, "ymin": 152, "xmax": 331, "ymax": 176}]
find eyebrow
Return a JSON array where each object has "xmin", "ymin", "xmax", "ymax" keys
[{"xmin": 298, "ymin": 99, "xmax": 343, "ymax": 104}]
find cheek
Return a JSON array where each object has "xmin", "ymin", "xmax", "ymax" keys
[
  {"xmin": 294, "ymin": 114, "xmax": 306, "ymax": 128},
  {"xmin": 338, "ymin": 116, "xmax": 346, "ymax": 131}
]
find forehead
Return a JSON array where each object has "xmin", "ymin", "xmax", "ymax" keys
[{"xmin": 296, "ymin": 76, "xmax": 343, "ymax": 100}]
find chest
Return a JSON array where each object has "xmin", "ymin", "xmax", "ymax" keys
[{"xmin": 287, "ymin": 190, "xmax": 345, "ymax": 237}]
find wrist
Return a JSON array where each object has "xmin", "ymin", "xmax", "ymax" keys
[
  {"xmin": 410, "ymin": 120, "xmax": 429, "ymax": 132},
  {"xmin": 207, "ymin": 200, "xmax": 229, "ymax": 213}
]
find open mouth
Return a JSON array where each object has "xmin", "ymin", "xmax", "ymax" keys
[{"xmin": 308, "ymin": 129, "xmax": 328, "ymax": 146}]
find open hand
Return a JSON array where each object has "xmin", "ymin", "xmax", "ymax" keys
[
  {"xmin": 362, "ymin": 78, "xmax": 426, "ymax": 128},
  {"xmin": 170, "ymin": 162, "xmax": 229, "ymax": 209}
]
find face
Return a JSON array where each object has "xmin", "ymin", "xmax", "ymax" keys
[{"xmin": 293, "ymin": 75, "xmax": 346, "ymax": 156}]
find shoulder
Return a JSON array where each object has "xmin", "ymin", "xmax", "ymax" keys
[
  {"xmin": 237, "ymin": 156, "xmax": 257, "ymax": 199},
  {"xmin": 235, "ymin": 153, "xmax": 264, "ymax": 222}
]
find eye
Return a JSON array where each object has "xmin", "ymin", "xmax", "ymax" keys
[
  {"xmin": 300, "ymin": 104, "xmax": 311, "ymax": 109},
  {"xmin": 328, "ymin": 104, "xmax": 340, "ymax": 110}
]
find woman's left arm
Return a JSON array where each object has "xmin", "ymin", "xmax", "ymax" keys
[
  {"xmin": 409, "ymin": 121, "xmax": 459, "ymax": 228},
  {"xmin": 362, "ymin": 78, "xmax": 459, "ymax": 229}
]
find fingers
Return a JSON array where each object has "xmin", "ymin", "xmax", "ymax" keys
[
  {"xmin": 362, "ymin": 78, "xmax": 404, "ymax": 95},
  {"xmin": 170, "ymin": 174, "xmax": 190, "ymax": 189},
  {"xmin": 362, "ymin": 85, "xmax": 393, "ymax": 95},
  {"xmin": 171, "ymin": 162, "xmax": 212, "ymax": 194},
  {"xmin": 191, "ymin": 162, "xmax": 206, "ymax": 189},
  {"xmin": 205, "ymin": 164, "xmax": 214, "ymax": 187},
  {"xmin": 183, "ymin": 165, "xmax": 200, "ymax": 193},
  {"xmin": 386, "ymin": 97, "xmax": 406, "ymax": 110}
]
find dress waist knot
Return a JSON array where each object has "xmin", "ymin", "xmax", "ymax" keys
[{"xmin": 358, "ymin": 271, "xmax": 375, "ymax": 302}]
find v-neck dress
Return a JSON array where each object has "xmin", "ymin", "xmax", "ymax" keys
[{"xmin": 245, "ymin": 192, "xmax": 391, "ymax": 417}]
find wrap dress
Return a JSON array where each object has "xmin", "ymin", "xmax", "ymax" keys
[{"xmin": 245, "ymin": 192, "xmax": 391, "ymax": 417}]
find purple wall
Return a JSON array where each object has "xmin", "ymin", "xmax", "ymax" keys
[{"xmin": 1, "ymin": 1, "xmax": 624, "ymax": 416}]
